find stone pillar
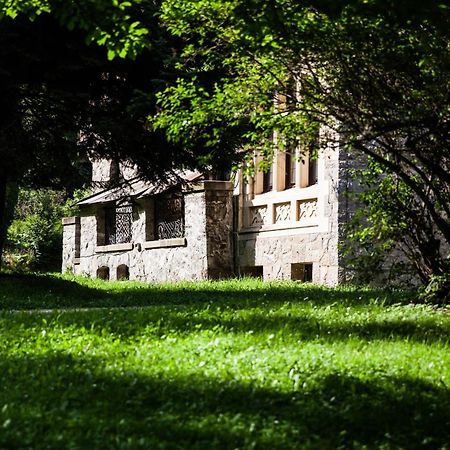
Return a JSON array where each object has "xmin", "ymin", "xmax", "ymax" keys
[
  {"xmin": 62, "ymin": 216, "xmax": 80, "ymax": 273},
  {"xmin": 203, "ymin": 181, "xmax": 234, "ymax": 279}
]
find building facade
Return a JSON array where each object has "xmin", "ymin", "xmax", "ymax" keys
[{"xmin": 62, "ymin": 144, "xmax": 356, "ymax": 285}]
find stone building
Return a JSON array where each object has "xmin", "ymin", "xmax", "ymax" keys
[{"xmin": 62, "ymin": 143, "xmax": 355, "ymax": 285}]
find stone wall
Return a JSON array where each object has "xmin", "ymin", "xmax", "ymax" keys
[
  {"xmin": 336, "ymin": 149, "xmax": 367, "ymax": 283},
  {"xmin": 91, "ymin": 159, "xmax": 115, "ymax": 185},
  {"xmin": 91, "ymin": 159, "xmax": 138, "ymax": 190},
  {"xmin": 63, "ymin": 181, "xmax": 234, "ymax": 282}
]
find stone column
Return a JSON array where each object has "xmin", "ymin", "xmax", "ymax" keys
[
  {"xmin": 62, "ymin": 216, "xmax": 80, "ymax": 273},
  {"xmin": 203, "ymin": 181, "xmax": 234, "ymax": 279}
]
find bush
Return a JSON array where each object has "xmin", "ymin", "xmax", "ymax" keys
[
  {"xmin": 419, "ymin": 271, "xmax": 450, "ymax": 306},
  {"xmin": 4, "ymin": 187, "xmax": 89, "ymax": 271}
]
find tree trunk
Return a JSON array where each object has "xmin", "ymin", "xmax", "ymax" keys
[{"xmin": 0, "ymin": 171, "xmax": 7, "ymax": 271}]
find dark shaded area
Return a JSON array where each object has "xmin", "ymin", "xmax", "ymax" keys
[
  {"xmin": 0, "ymin": 272, "xmax": 410, "ymax": 309},
  {"xmin": 0, "ymin": 352, "xmax": 448, "ymax": 449},
  {"xmin": 0, "ymin": 274, "xmax": 447, "ymax": 344}
]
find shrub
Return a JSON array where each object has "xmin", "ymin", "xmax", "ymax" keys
[{"xmin": 4, "ymin": 187, "xmax": 89, "ymax": 271}]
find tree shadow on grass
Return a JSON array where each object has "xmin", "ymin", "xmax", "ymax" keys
[
  {"xmin": 0, "ymin": 274, "xmax": 447, "ymax": 344},
  {"xmin": 0, "ymin": 272, "xmax": 411, "ymax": 310},
  {"xmin": 0, "ymin": 273, "xmax": 107, "ymax": 309},
  {"xmin": 0, "ymin": 353, "xmax": 448, "ymax": 449}
]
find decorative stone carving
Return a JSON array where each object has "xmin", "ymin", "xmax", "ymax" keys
[
  {"xmin": 298, "ymin": 199, "xmax": 318, "ymax": 220},
  {"xmin": 275, "ymin": 202, "xmax": 291, "ymax": 223},
  {"xmin": 249, "ymin": 206, "xmax": 267, "ymax": 226}
]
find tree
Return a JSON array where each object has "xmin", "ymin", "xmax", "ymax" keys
[
  {"xmin": 151, "ymin": 0, "xmax": 450, "ymax": 300},
  {"xmin": 0, "ymin": 2, "xmax": 240, "ymax": 267}
]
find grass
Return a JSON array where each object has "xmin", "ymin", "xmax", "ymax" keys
[{"xmin": 0, "ymin": 273, "xmax": 449, "ymax": 449}]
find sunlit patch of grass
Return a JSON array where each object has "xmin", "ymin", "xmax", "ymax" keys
[{"xmin": 0, "ymin": 273, "xmax": 448, "ymax": 449}]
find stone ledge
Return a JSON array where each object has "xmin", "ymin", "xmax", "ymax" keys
[
  {"xmin": 245, "ymin": 189, "xmax": 319, "ymax": 207},
  {"xmin": 240, "ymin": 222, "xmax": 319, "ymax": 234},
  {"xmin": 95, "ymin": 243, "xmax": 133, "ymax": 253},
  {"xmin": 62, "ymin": 216, "xmax": 80, "ymax": 226},
  {"xmin": 143, "ymin": 237, "xmax": 187, "ymax": 249},
  {"xmin": 185, "ymin": 181, "xmax": 234, "ymax": 193}
]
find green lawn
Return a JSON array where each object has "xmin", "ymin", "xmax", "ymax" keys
[{"xmin": 0, "ymin": 273, "xmax": 449, "ymax": 449}]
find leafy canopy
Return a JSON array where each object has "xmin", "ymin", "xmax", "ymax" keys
[
  {"xmin": 1, "ymin": 0, "xmax": 150, "ymax": 59},
  {"xmin": 152, "ymin": 0, "xmax": 450, "ymax": 291}
]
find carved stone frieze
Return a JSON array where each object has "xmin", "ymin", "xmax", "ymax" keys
[
  {"xmin": 249, "ymin": 206, "xmax": 268, "ymax": 226},
  {"xmin": 274, "ymin": 202, "xmax": 291, "ymax": 223},
  {"xmin": 298, "ymin": 199, "xmax": 318, "ymax": 220}
]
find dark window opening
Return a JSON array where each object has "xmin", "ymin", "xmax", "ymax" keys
[
  {"xmin": 307, "ymin": 131, "xmax": 319, "ymax": 187},
  {"xmin": 145, "ymin": 198, "xmax": 155, "ymax": 241},
  {"xmin": 154, "ymin": 192, "xmax": 184, "ymax": 240},
  {"xmin": 105, "ymin": 204, "xmax": 132, "ymax": 245},
  {"xmin": 285, "ymin": 151, "xmax": 296, "ymax": 189},
  {"xmin": 308, "ymin": 158, "xmax": 318, "ymax": 186},
  {"xmin": 291, "ymin": 263, "xmax": 313, "ymax": 282},
  {"xmin": 109, "ymin": 160, "xmax": 120, "ymax": 183},
  {"xmin": 74, "ymin": 217, "xmax": 81, "ymax": 258},
  {"xmin": 263, "ymin": 165, "xmax": 273, "ymax": 193},
  {"xmin": 97, "ymin": 266, "xmax": 110, "ymax": 280},
  {"xmin": 117, "ymin": 264, "xmax": 129, "ymax": 280},
  {"xmin": 240, "ymin": 266, "xmax": 264, "ymax": 278}
]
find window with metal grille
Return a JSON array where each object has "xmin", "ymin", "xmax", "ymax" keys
[
  {"xmin": 105, "ymin": 204, "xmax": 132, "ymax": 245},
  {"xmin": 154, "ymin": 193, "xmax": 184, "ymax": 240}
]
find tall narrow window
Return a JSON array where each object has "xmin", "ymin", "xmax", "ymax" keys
[
  {"xmin": 109, "ymin": 160, "xmax": 120, "ymax": 183},
  {"xmin": 308, "ymin": 156, "xmax": 318, "ymax": 186},
  {"xmin": 105, "ymin": 204, "xmax": 132, "ymax": 245},
  {"xmin": 307, "ymin": 131, "xmax": 319, "ymax": 186},
  {"xmin": 285, "ymin": 151, "xmax": 296, "ymax": 189},
  {"xmin": 263, "ymin": 164, "xmax": 273, "ymax": 193}
]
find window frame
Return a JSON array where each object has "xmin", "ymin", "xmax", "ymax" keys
[
  {"xmin": 152, "ymin": 191, "xmax": 185, "ymax": 241},
  {"xmin": 103, "ymin": 203, "xmax": 133, "ymax": 246}
]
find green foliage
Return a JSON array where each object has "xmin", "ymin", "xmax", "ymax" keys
[
  {"xmin": 152, "ymin": 0, "xmax": 450, "ymax": 295},
  {"xmin": 344, "ymin": 158, "xmax": 448, "ymax": 286},
  {"xmin": 419, "ymin": 270, "xmax": 450, "ymax": 306},
  {"xmin": 4, "ymin": 188, "xmax": 89, "ymax": 271},
  {"xmin": 0, "ymin": 0, "xmax": 150, "ymax": 59},
  {"xmin": 2, "ymin": 1, "xmax": 450, "ymax": 298},
  {"xmin": 0, "ymin": 274, "xmax": 448, "ymax": 448}
]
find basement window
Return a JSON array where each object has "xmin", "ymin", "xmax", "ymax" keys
[
  {"xmin": 291, "ymin": 263, "xmax": 313, "ymax": 282},
  {"xmin": 97, "ymin": 266, "xmax": 110, "ymax": 280},
  {"xmin": 240, "ymin": 266, "xmax": 264, "ymax": 278},
  {"xmin": 117, "ymin": 264, "xmax": 129, "ymax": 281}
]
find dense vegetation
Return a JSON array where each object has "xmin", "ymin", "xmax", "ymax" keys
[{"xmin": 0, "ymin": 274, "xmax": 448, "ymax": 449}]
